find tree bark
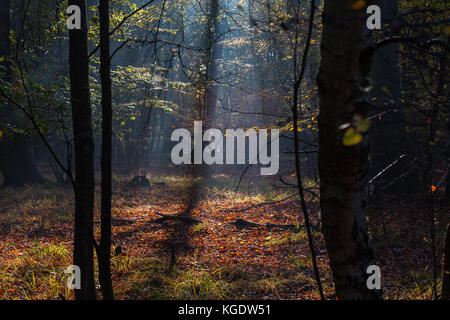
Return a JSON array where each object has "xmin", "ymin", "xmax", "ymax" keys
[
  {"xmin": 446, "ymin": 110, "xmax": 450, "ymax": 200},
  {"xmin": 204, "ymin": 0, "xmax": 222, "ymax": 121},
  {"xmin": 444, "ymin": 55, "xmax": 450, "ymax": 201},
  {"xmin": 317, "ymin": 0, "xmax": 382, "ymax": 299},
  {"xmin": 98, "ymin": 0, "xmax": 114, "ymax": 300},
  {"xmin": 68, "ymin": 0, "xmax": 96, "ymax": 300},
  {"xmin": 442, "ymin": 223, "xmax": 450, "ymax": 299}
]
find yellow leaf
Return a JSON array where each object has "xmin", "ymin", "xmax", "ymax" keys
[
  {"xmin": 0, "ymin": 130, "xmax": 3, "ymax": 138},
  {"xmin": 349, "ymin": 0, "xmax": 366, "ymax": 11},
  {"xmin": 343, "ymin": 128, "xmax": 362, "ymax": 146}
]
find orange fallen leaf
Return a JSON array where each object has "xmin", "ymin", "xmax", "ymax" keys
[{"xmin": 349, "ymin": 0, "xmax": 366, "ymax": 11}]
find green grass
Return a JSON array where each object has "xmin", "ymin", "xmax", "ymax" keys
[{"xmin": 0, "ymin": 241, "xmax": 73, "ymax": 300}]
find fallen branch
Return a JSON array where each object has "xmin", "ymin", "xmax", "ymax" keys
[
  {"xmin": 223, "ymin": 193, "xmax": 299, "ymax": 213},
  {"xmin": 150, "ymin": 211, "xmax": 201, "ymax": 225},
  {"xmin": 111, "ymin": 218, "xmax": 136, "ymax": 226},
  {"xmin": 229, "ymin": 218, "xmax": 319, "ymax": 233}
]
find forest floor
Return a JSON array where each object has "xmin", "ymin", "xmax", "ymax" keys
[{"xmin": 0, "ymin": 167, "xmax": 448, "ymax": 300}]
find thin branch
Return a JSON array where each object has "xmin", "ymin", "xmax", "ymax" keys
[
  {"xmin": 89, "ymin": 0, "xmax": 157, "ymax": 58},
  {"xmin": 291, "ymin": 0, "xmax": 324, "ymax": 300}
]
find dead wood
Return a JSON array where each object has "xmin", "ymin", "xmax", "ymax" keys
[
  {"xmin": 150, "ymin": 211, "xmax": 201, "ymax": 224},
  {"xmin": 229, "ymin": 218, "xmax": 318, "ymax": 233}
]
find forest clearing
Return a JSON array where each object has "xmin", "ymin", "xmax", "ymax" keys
[
  {"xmin": 0, "ymin": 0, "xmax": 449, "ymax": 303},
  {"xmin": 0, "ymin": 167, "xmax": 448, "ymax": 299}
]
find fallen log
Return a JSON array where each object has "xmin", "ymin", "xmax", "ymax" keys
[
  {"xmin": 111, "ymin": 218, "xmax": 136, "ymax": 226},
  {"xmin": 229, "ymin": 218, "xmax": 319, "ymax": 233},
  {"xmin": 222, "ymin": 193, "xmax": 299, "ymax": 213},
  {"xmin": 150, "ymin": 211, "xmax": 201, "ymax": 225}
]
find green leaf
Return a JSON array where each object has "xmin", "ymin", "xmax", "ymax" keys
[{"xmin": 343, "ymin": 128, "xmax": 362, "ymax": 146}]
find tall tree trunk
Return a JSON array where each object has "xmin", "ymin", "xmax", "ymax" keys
[
  {"xmin": 0, "ymin": 0, "xmax": 43, "ymax": 187},
  {"xmin": 446, "ymin": 108, "xmax": 450, "ymax": 200},
  {"xmin": 68, "ymin": 0, "xmax": 96, "ymax": 300},
  {"xmin": 427, "ymin": 47, "xmax": 447, "ymax": 299},
  {"xmin": 204, "ymin": 0, "xmax": 222, "ymax": 121},
  {"xmin": 98, "ymin": 0, "xmax": 114, "ymax": 300},
  {"xmin": 442, "ymin": 223, "xmax": 450, "ymax": 299},
  {"xmin": 444, "ymin": 54, "xmax": 450, "ymax": 201},
  {"xmin": 317, "ymin": 0, "xmax": 382, "ymax": 300}
]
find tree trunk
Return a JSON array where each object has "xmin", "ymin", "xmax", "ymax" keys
[
  {"xmin": 68, "ymin": 0, "xmax": 96, "ymax": 300},
  {"xmin": 446, "ymin": 111, "xmax": 450, "ymax": 200},
  {"xmin": 445, "ymin": 58, "xmax": 450, "ymax": 201},
  {"xmin": 204, "ymin": 0, "xmax": 222, "ymax": 121},
  {"xmin": 0, "ymin": 0, "xmax": 43, "ymax": 187},
  {"xmin": 442, "ymin": 223, "xmax": 450, "ymax": 299},
  {"xmin": 317, "ymin": 0, "xmax": 382, "ymax": 300},
  {"xmin": 98, "ymin": 0, "xmax": 114, "ymax": 300}
]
